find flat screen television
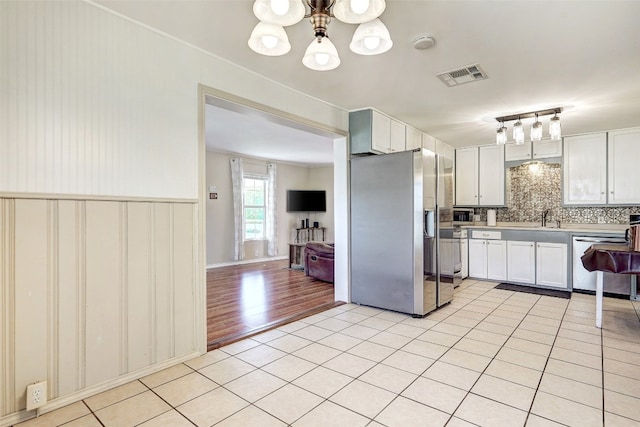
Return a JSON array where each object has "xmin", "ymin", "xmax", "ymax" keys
[{"xmin": 286, "ymin": 190, "xmax": 326, "ymax": 212}]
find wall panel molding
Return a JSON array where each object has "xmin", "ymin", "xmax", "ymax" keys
[
  {"xmin": 1, "ymin": 199, "xmax": 17, "ymax": 416},
  {"xmin": 78, "ymin": 201, "xmax": 87, "ymax": 391},
  {"xmin": 120, "ymin": 202, "xmax": 128, "ymax": 376},
  {"xmin": 47, "ymin": 200, "xmax": 60, "ymax": 400},
  {"xmin": 0, "ymin": 197, "xmax": 199, "ymax": 426}
]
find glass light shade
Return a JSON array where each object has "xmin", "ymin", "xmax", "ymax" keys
[
  {"xmin": 513, "ymin": 120, "xmax": 525, "ymax": 145},
  {"xmin": 253, "ymin": 0, "xmax": 305, "ymax": 26},
  {"xmin": 496, "ymin": 125, "xmax": 507, "ymax": 145},
  {"xmin": 302, "ymin": 37, "xmax": 341, "ymax": 71},
  {"xmin": 350, "ymin": 0, "xmax": 369, "ymax": 14},
  {"xmin": 248, "ymin": 22, "xmax": 291, "ymax": 56},
  {"xmin": 549, "ymin": 115, "xmax": 562, "ymax": 140},
  {"xmin": 531, "ymin": 119, "xmax": 543, "ymax": 141},
  {"xmin": 333, "ymin": 0, "xmax": 386, "ymax": 24},
  {"xmin": 270, "ymin": 0, "xmax": 289, "ymax": 15},
  {"xmin": 349, "ymin": 19, "xmax": 393, "ymax": 55}
]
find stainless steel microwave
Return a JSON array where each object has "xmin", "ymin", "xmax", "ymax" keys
[{"xmin": 452, "ymin": 208, "xmax": 474, "ymax": 224}]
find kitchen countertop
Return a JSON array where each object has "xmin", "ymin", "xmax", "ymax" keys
[{"xmin": 459, "ymin": 222, "xmax": 627, "ymax": 234}]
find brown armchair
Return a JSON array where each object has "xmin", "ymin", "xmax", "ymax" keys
[{"xmin": 304, "ymin": 242, "xmax": 335, "ymax": 283}]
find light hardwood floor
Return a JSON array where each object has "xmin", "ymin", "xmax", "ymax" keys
[{"xmin": 207, "ymin": 259, "xmax": 337, "ymax": 350}]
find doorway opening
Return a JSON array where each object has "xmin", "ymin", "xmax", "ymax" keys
[{"xmin": 200, "ymin": 89, "xmax": 349, "ymax": 350}]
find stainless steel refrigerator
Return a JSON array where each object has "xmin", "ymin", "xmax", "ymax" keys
[{"xmin": 350, "ymin": 149, "xmax": 455, "ymax": 317}]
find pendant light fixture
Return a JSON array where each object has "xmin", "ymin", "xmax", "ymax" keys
[
  {"xmin": 496, "ymin": 122, "xmax": 507, "ymax": 145},
  {"xmin": 531, "ymin": 113, "xmax": 543, "ymax": 141},
  {"xmin": 495, "ymin": 107, "xmax": 563, "ymax": 144},
  {"xmin": 302, "ymin": 36, "xmax": 341, "ymax": 70},
  {"xmin": 513, "ymin": 118, "xmax": 525, "ymax": 145},
  {"xmin": 549, "ymin": 112, "xmax": 562, "ymax": 140},
  {"xmin": 248, "ymin": 0, "xmax": 392, "ymax": 71}
]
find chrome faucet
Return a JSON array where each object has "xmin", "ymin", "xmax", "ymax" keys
[{"xmin": 542, "ymin": 210, "xmax": 550, "ymax": 227}]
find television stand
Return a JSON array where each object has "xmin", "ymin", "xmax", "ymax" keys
[{"xmin": 295, "ymin": 227, "xmax": 326, "ymax": 243}]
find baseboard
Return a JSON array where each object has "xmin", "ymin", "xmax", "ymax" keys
[
  {"xmin": 0, "ymin": 351, "xmax": 201, "ymax": 427},
  {"xmin": 207, "ymin": 255, "xmax": 288, "ymax": 269}
]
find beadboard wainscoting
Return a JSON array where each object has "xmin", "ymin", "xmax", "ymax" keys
[{"xmin": 0, "ymin": 197, "xmax": 200, "ymax": 424}]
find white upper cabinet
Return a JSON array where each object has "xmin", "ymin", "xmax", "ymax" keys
[
  {"xmin": 563, "ymin": 133, "xmax": 607, "ymax": 205},
  {"xmin": 371, "ymin": 110, "xmax": 392, "ymax": 153},
  {"xmin": 455, "ymin": 145, "xmax": 504, "ymax": 206},
  {"xmin": 389, "ymin": 119, "xmax": 406, "ymax": 153},
  {"xmin": 405, "ymin": 126, "xmax": 422, "ymax": 150},
  {"xmin": 455, "ymin": 147, "xmax": 478, "ymax": 205},
  {"xmin": 505, "ymin": 141, "xmax": 532, "ymax": 161},
  {"xmin": 478, "ymin": 145, "xmax": 505, "ymax": 206},
  {"xmin": 608, "ymin": 128, "xmax": 640, "ymax": 204},
  {"xmin": 533, "ymin": 138, "xmax": 562, "ymax": 159},
  {"xmin": 349, "ymin": 109, "xmax": 423, "ymax": 155},
  {"xmin": 422, "ymin": 133, "xmax": 436, "ymax": 152},
  {"xmin": 505, "ymin": 138, "xmax": 561, "ymax": 161}
]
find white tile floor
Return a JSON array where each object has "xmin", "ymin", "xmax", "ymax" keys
[{"xmin": 16, "ymin": 279, "xmax": 640, "ymax": 427}]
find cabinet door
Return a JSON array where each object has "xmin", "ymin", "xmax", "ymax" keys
[
  {"xmin": 468, "ymin": 239, "xmax": 487, "ymax": 278},
  {"xmin": 507, "ymin": 241, "xmax": 535, "ymax": 284},
  {"xmin": 608, "ymin": 128, "xmax": 640, "ymax": 204},
  {"xmin": 536, "ymin": 242, "xmax": 567, "ymax": 288},
  {"xmin": 533, "ymin": 138, "xmax": 562, "ymax": 159},
  {"xmin": 460, "ymin": 238, "xmax": 468, "ymax": 279},
  {"xmin": 505, "ymin": 141, "xmax": 532, "ymax": 161},
  {"xmin": 422, "ymin": 133, "xmax": 436, "ymax": 152},
  {"xmin": 479, "ymin": 145, "xmax": 505, "ymax": 206},
  {"xmin": 439, "ymin": 239, "xmax": 455, "ymax": 276},
  {"xmin": 455, "ymin": 148, "xmax": 478, "ymax": 206},
  {"xmin": 405, "ymin": 126, "xmax": 422, "ymax": 151},
  {"xmin": 563, "ymin": 133, "xmax": 606, "ymax": 205},
  {"xmin": 371, "ymin": 110, "xmax": 391, "ymax": 153},
  {"xmin": 487, "ymin": 240, "xmax": 507, "ymax": 281},
  {"xmin": 389, "ymin": 119, "xmax": 406, "ymax": 153}
]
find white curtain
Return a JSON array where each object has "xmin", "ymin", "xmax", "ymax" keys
[
  {"xmin": 266, "ymin": 163, "xmax": 277, "ymax": 256},
  {"xmin": 230, "ymin": 157, "xmax": 244, "ymax": 261}
]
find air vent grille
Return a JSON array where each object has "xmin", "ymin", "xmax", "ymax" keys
[{"xmin": 436, "ymin": 64, "xmax": 488, "ymax": 87}]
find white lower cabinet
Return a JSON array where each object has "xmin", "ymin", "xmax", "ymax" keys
[
  {"xmin": 536, "ymin": 242, "xmax": 568, "ymax": 288},
  {"xmin": 471, "ymin": 237, "xmax": 567, "ymax": 288},
  {"xmin": 439, "ymin": 238, "xmax": 455, "ymax": 276},
  {"xmin": 507, "ymin": 241, "xmax": 535, "ymax": 284},
  {"xmin": 469, "ymin": 239, "xmax": 506, "ymax": 281},
  {"xmin": 461, "ymin": 238, "xmax": 468, "ymax": 279}
]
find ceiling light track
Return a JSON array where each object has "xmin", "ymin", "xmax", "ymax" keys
[
  {"xmin": 249, "ymin": 0, "xmax": 392, "ymax": 71},
  {"xmin": 495, "ymin": 107, "xmax": 563, "ymax": 145},
  {"xmin": 496, "ymin": 107, "xmax": 562, "ymax": 123}
]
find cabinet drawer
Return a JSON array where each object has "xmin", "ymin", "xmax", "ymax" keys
[{"xmin": 471, "ymin": 230, "xmax": 501, "ymax": 240}]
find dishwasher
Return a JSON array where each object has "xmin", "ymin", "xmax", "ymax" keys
[{"xmin": 572, "ymin": 236, "xmax": 631, "ymax": 295}]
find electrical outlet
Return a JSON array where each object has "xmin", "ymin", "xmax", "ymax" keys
[{"xmin": 26, "ymin": 381, "xmax": 47, "ymax": 411}]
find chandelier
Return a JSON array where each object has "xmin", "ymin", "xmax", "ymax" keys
[
  {"xmin": 495, "ymin": 107, "xmax": 562, "ymax": 145},
  {"xmin": 248, "ymin": 0, "xmax": 392, "ymax": 71}
]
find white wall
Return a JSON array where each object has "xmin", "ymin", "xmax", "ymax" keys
[
  {"xmin": 0, "ymin": 1, "xmax": 348, "ymax": 425},
  {"xmin": 205, "ymin": 151, "xmax": 334, "ymax": 266}
]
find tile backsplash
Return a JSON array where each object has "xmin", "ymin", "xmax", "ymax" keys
[{"xmin": 474, "ymin": 162, "xmax": 639, "ymax": 224}]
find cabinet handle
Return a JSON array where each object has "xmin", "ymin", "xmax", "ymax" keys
[{"xmin": 610, "ymin": 191, "xmax": 614, "ymax": 194}]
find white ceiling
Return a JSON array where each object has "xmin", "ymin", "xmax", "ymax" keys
[
  {"xmin": 97, "ymin": 0, "xmax": 640, "ymax": 161},
  {"xmin": 204, "ymin": 98, "xmax": 336, "ymax": 165}
]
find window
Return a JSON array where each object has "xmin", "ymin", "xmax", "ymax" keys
[{"xmin": 243, "ymin": 175, "xmax": 267, "ymax": 240}]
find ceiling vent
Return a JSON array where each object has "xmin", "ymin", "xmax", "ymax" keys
[{"xmin": 436, "ymin": 64, "xmax": 487, "ymax": 87}]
